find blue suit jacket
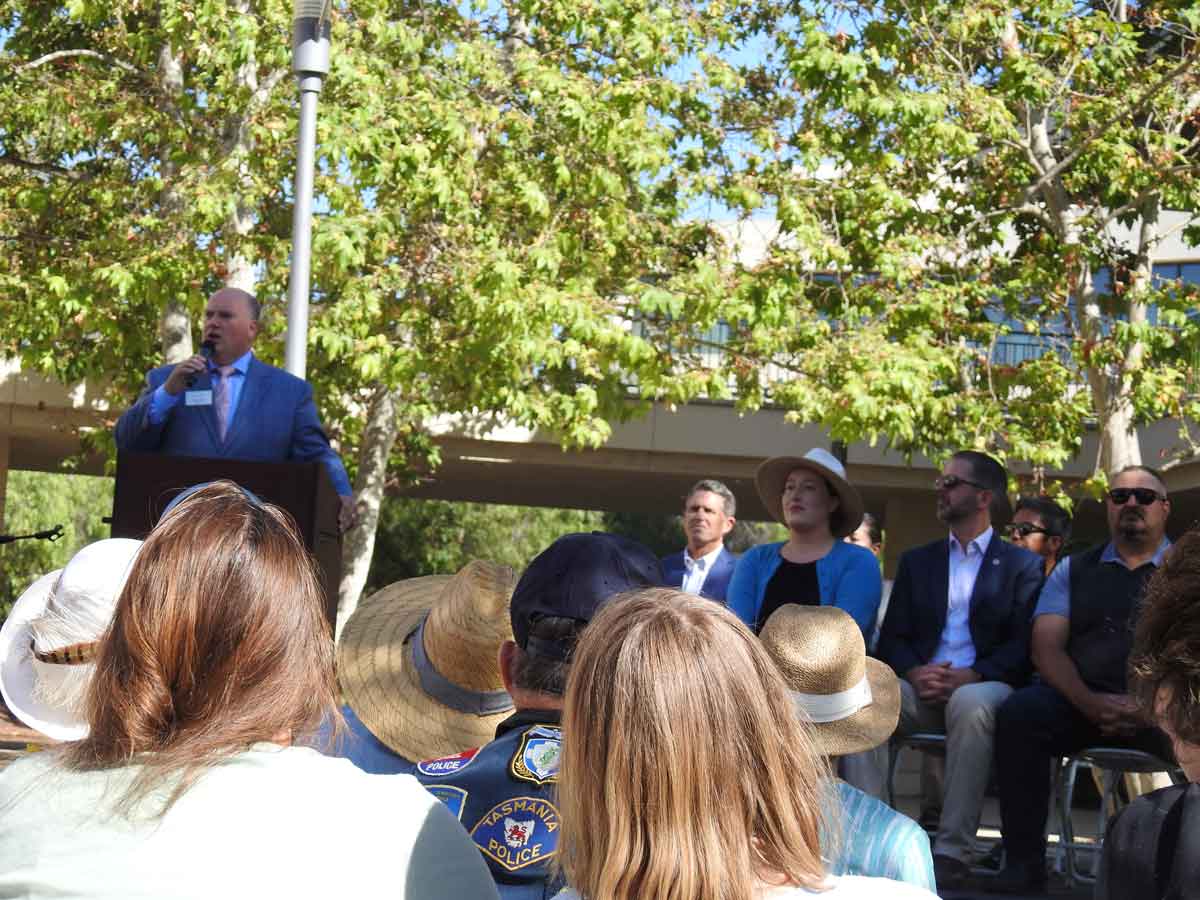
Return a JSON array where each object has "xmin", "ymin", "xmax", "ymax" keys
[
  {"xmin": 876, "ymin": 534, "xmax": 1043, "ymax": 686},
  {"xmin": 114, "ymin": 356, "xmax": 352, "ymax": 496},
  {"xmin": 660, "ymin": 546, "xmax": 737, "ymax": 603}
]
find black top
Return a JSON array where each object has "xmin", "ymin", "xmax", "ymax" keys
[
  {"xmin": 1098, "ymin": 783, "xmax": 1200, "ymax": 900},
  {"xmin": 1067, "ymin": 543, "xmax": 1158, "ymax": 693},
  {"xmin": 758, "ymin": 558, "xmax": 820, "ymax": 633}
]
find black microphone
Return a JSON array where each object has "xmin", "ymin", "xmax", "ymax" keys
[{"xmin": 185, "ymin": 340, "xmax": 217, "ymax": 388}]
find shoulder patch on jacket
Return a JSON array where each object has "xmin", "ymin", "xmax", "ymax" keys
[
  {"xmin": 509, "ymin": 724, "xmax": 561, "ymax": 785},
  {"xmin": 425, "ymin": 784, "xmax": 469, "ymax": 820},
  {"xmin": 471, "ymin": 796, "xmax": 560, "ymax": 872},
  {"xmin": 417, "ymin": 747, "xmax": 479, "ymax": 778}
]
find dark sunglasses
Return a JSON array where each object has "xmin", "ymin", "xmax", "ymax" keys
[
  {"xmin": 934, "ymin": 474, "xmax": 987, "ymax": 492},
  {"xmin": 1005, "ymin": 522, "xmax": 1050, "ymax": 538},
  {"xmin": 1107, "ymin": 487, "xmax": 1166, "ymax": 506}
]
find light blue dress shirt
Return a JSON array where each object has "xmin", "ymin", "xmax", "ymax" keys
[
  {"xmin": 932, "ymin": 527, "xmax": 993, "ymax": 667},
  {"xmin": 147, "ymin": 349, "xmax": 253, "ymax": 428}
]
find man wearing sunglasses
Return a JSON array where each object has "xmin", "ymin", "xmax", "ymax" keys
[
  {"xmin": 1005, "ymin": 496, "xmax": 1071, "ymax": 577},
  {"xmin": 991, "ymin": 466, "xmax": 1175, "ymax": 893},
  {"xmin": 875, "ymin": 451, "xmax": 1043, "ymax": 892}
]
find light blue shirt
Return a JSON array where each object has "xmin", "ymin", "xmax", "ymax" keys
[
  {"xmin": 148, "ymin": 349, "xmax": 253, "ymax": 427},
  {"xmin": 829, "ymin": 781, "xmax": 936, "ymax": 891},
  {"xmin": 932, "ymin": 527, "xmax": 993, "ymax": 667},
  {"xmin": 1034, "ymin": 537, "xmax": 1172, "ymax": 619}
]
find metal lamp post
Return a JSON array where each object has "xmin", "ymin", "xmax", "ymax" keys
[{"xmin": 284, "ymin": 0, "xmax": 331, "ymax": 379}]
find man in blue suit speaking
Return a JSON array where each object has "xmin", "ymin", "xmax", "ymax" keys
[
  {"xmin": 660, "ymin": 479, "xmax": 738, "ymax": 603},
  {"xmin": 115, "ymin": 288, "xmax": 356, "ymax": 531}
]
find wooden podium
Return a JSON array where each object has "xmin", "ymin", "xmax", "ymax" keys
[{"xmin": 110, "ymin": 452, "xmax": 343, "ymax": 628}]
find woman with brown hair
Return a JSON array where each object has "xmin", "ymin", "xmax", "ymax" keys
[
  {"xmin": 554, "ymin": 589, "xmax": 934, "ymax": 900},
  {"xmin": 727, "ymin": 449, "xmax": 881, "ymax": 640},
  {"xmin": 0, "ymin": 481, "xmax": 496, "ymax": 900}
]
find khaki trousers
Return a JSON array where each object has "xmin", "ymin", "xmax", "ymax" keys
[{"xmin": 898, "ymin": 679, "xmax": 1013, "ymax": 863}]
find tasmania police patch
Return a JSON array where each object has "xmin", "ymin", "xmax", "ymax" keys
[
  {"xmin": 425, "ymin": 784, "xmax": 468, "ymax": 820},
  {"xmin": 471, "ymin": 796, "xmax": 560, "ymax": 872},
  {"xmin": 509, "ymin": 724, "xmax": 561, "ymax": 785},
  {"xmin": 417, "ymin": 747, "xmax": 479, "ymax": 778}
]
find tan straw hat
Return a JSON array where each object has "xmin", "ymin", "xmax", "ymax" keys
[
  {"xmin": 755, "ymin": 447, "xmax": 864, "ymax": 539},
  {"xmin": 760, "ymin": 605, "xmax": 899, "ymax": 757},
  {"xmin": 337, "ymin": 560, "xmax": 518, "ymax": 763}
]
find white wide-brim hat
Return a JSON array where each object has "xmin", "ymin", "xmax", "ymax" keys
[
  {"xmin": 0, "ymin": 538, "xmax": 143, "ymax": 741},
  {"xmin": 755, "ymin": 447, "xmax": 865, "ymax": 539}
]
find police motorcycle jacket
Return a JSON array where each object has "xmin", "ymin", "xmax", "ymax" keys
[{"xmin": 415, "ymin": 709, "xmax": 563, "ymax": 900}]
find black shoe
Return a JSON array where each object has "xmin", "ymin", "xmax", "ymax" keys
[
  {"xmin": 918, "ymin": 806, "xmax": 942, "ymax": 832},
  {"xmin": 986, "ymin": 859, "xmax": 1048, "ymax": 894},
  {"xmin": 934, "ymin": 854, "xmax": 972, "ymax": 891},
  {"xmin": 976, "ymin": 843, "xmax": 1004, "ymax": 872}
]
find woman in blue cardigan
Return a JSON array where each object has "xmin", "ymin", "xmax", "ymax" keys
[{"xmin": 727, "ymin": 448, "xmax": 882, "ymax": 640}]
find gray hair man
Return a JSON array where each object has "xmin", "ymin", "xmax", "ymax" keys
[{"xmin": 660, "ymin": 478, "xmax": 738, "ymax": 603}]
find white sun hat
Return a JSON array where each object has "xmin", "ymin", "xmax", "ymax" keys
[{"xmin": 0, "ymin": 538, "xmax": 143, "ymax": 741}]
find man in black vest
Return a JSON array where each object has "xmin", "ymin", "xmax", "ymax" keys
[{"xmin": 990, "ymin": 465, "xmax": 1175, "ymax": 892}]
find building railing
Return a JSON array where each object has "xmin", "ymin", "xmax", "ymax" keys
[{"xmin": 629, "ymin": 319, "xmax": 1071, "ymax": 401}]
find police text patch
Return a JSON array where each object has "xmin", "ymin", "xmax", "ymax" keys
[
  {"xmin": 417, "ymin": 747, "xmax": 479, "ymax": 777},
  {"xmin": 470, "ymin": 796, "xmax": 560, "ymax": 872}
]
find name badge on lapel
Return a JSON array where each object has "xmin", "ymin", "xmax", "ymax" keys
[{"xmin": 184, "ymin": 390, "xmax": 213, "ymax": 407}]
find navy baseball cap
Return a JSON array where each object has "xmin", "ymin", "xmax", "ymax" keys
[{"xmin": 511, "ymin": 532, "xmax": 663, "ymax": 660}]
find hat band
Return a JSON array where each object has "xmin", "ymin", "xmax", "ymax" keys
[
  {"xmin": 790, "ymin": 676, "xmax": 872, "ymax": 724},
  {"xmin": 30, "ymin": 639, "xmax": 98, "ymax": 666},
  {"xmin": 410, "ymin": 616, "xmax": 514, "ymax": 717}
]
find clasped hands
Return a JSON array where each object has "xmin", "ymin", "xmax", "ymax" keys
[
  {"xmin": 906, "ymin": 661, "xmax": 980, "ymax": 703},
  {"xmin": 1081, "ymin": 692, "xmax": 1143, "ymax": 737}
]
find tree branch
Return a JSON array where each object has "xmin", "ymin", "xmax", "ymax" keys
[
  {"xmin": 1021, "ymin": 44, "xmax": 1200, "ymax": 204},
  {"xmin": 249, "ymin": 68, "xmax": 288, "ymax": 115},
  {"xmin": 1099, "ymin": 165, "xmax": 1200, "ymax": 228},
  {"xmin": 0, "ymin": 154, "xmax": 87, "ymax": 181},
  {"xmin": 17, "ymin": 48, "xmax": 139, "ymax": 76}
]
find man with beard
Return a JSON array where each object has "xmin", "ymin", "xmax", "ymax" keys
[
  {"xmin": 875, "ymin": 451, "xmax": 1043, "ymax": 892},
  {"xmin": 990, "ymin": 466, "xmax": 1175, "ymax": 893},
  {"xmin": 660, "ymin": 479, "xmax": 738, "ymax": 603}
]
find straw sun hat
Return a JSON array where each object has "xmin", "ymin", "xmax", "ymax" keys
[
  {"xmin": 759, "ymin": 605, "xmax": 900, "ymax": 757},
  {"xmin": 755, "ymin": 447, "xmax": 865, "ymax": 539},
  {"xmin": 337, "ymin": 560, "xmax": 518, "ymax": 764}
]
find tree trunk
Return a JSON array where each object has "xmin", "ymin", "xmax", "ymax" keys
[
  {"xmin": 1081, "ymin": 282, "xmax": 1143, "ymax": 476},
  {"xmin": 1094, "ymin": 379, "xmax": 1137, "ymax": 475},
  {"xmin": 156, "ymin": 41, "xmax": 192, "ymax": 361},
  {"xmin": 1094, "ymin": 193, "xmax": 1161, "ymax": 474},
  {"xmin": 337, "ymin": 386, "xmax": 402, "ymax": 637},
  {"xmin": 221, "ymin": 0, "xmax": 270, "ymax": 294},
  {"xmin": 159, "ymin": 301, "xmax": 193, "ymax": 362}
]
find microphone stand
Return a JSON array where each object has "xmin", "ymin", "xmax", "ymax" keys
[{"xmin": 0, "ymin": 524, "xmax": 64, "ymax": 546}]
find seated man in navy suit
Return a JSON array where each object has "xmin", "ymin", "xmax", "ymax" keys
[
  {"xmin": 875, "ymin": 451, "xmax": 1043, "ymax": 892},
  {"xmin": 115, "ymin": 287, "xmax": 356, "ymax": 531},
  {"xmin": 660, "ymin": 479, "xmax": 738, "ymax": 603}
]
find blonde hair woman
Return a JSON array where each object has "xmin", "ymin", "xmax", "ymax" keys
[{"xmin": 555, "ymin": 589, "xmax": 935, "ymax": 900}]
